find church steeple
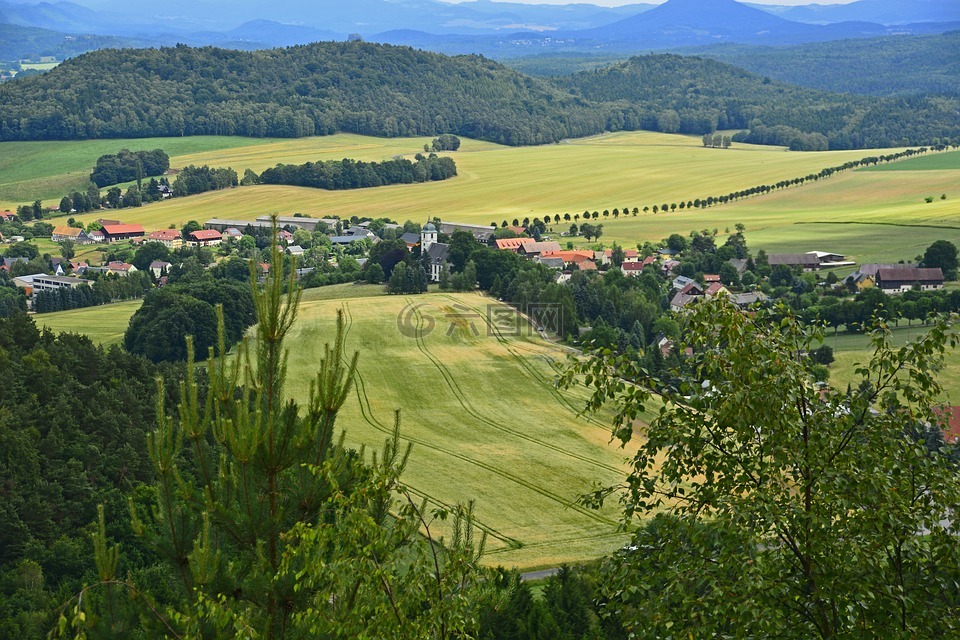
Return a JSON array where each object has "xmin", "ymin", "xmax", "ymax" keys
[{"xmin": 421, "ymin": 221, "xmax": 437, "ymax": 252}]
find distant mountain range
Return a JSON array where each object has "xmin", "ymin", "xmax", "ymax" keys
[{"xmin": 0, "ymin": 0, "xmax": 957, "ymax": 63}]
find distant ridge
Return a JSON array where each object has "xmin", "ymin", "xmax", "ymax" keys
[{"xmin": 779, "ymin": 0, "xmax": 960, "ymax": 25}]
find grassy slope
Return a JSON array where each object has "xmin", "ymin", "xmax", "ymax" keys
[
  {"xmin": 0, "ymin": 135, "xmax": 282, "ymax": 206},
  {"xmin": 286, "ymin": 291, "xmax": 635, "ymax": 569},
  {"xmin": 37, "ymin": 298, "xmax": 143, "ymax": 346}
]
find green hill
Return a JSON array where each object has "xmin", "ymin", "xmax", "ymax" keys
[
  {"xmin": 556, "ymin": 54, "xmax": 960, "ymax": 149},
  {"xmin": 0, "ymin": 41, "xmax": 607, "ymax": 146}
]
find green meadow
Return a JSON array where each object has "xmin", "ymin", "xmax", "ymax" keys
[
  {"xmin": 859, "ymin": 150, "xmax": 960, "ymax": 172},
  {"xmin": 823, "ymin": 322, "xmax": 960, "ymax": 405},
  {"xmin": 0, "ymin": 135, "xmax": 284, "ymax": 206}
]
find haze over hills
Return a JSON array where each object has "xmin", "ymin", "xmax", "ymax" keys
[
  {"xmin": 776, "ymin": 0, "xmax": 960, "ymax": 25},
  {"xmin": 0, "ymin": 0, "xmax": 956, "ymax": 55}
]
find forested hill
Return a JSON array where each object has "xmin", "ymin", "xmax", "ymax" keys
[
  {"xmin": 556, "ymin": 54, "xmax": 960, "ymax": 150},
  {"xmin": 0, "ymin": 42, "xmax": 957, "ymax": 149},
  {"xmin": 0, "ymin": 42, "xmax": 609, "ymax": 146},
  {"xmin": 686, "ymin": 32, "xmax": 960, "ymax": 98}
]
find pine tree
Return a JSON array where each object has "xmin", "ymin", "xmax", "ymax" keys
[{"xmin": 59, "ymin": 219, "xmax": 489, "ymax": 639}]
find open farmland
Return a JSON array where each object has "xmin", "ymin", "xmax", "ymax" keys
[
  {"xmin": 6, "ymin": 130, "xmax": 957, "ymax": 265},
  {"xmin": 284, "ymin": 290, "xmax": 637, "ymax": 569},
  {"xmin": 0, "ymin": 130, "xmax": 887, "ymax": 224}
]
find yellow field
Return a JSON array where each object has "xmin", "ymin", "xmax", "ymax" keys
[
  {"xmin": 279, "ymin": 290, "xmax": 638, "ymax": 569},
  {"xmin": 59, "ymin": 131, "xmax": 918, "ymax": 232}
]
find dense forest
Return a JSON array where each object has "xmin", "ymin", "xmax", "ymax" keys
[
  {"xmin": 556, "ymin": 54, "xmax": 960, "ymax": 149},
  {"xmin": 0, "ymin": 42, "xmax": 957, "ymax": 150},
  {"xmin": 685, "ymin": 31, "xmax": 960, "ymax": 98}
]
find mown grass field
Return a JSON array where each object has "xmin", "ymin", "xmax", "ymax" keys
[
  {"xmin": 37, "ymin": 298, "xmax": 142, "ymax": 346},
  {"xmin": 285, "ymin": 291, "xmax": 636, "ymax": 570}
]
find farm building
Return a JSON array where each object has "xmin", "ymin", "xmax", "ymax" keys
[
  {"xmin": 495, "ymin": 237, "xmax": 535, "ymax": 252},
  {"xmin": 205, "ymin": 218, "xmax": 274, "ymax": 233},
  {"xmin": 51, "ymin": 226, "xmax": 94, "ymax": 244},
  {"xmin": 439, "ymin": 221, "xmax": 496, "ymax": 242},
  {"xmin": 874, "ymin": 267, "xmax": 944, "ymax": 294},
  {"xmin": 767, "ymin": 253, "xmax": 822, "ymax": 271},
  {"xmin": 100, "ymin": 223, "xmax": 145, "ymax": 243},
  {"xmin": 255, "ymin": 215, "xmax": 322, "ymax": 232},
  {"xmin": 519, "ymin": 242, "xmax": 562, "ymax": 258}
]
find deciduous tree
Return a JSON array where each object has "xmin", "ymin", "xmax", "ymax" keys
[{"xmin": 561, "ymin": 300, "xmax": 960, "ymax": 639}]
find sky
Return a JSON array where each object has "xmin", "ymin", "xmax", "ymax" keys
[{"xmin": 443, "ymin": 0, "xmax": 859, "ymax": 6}]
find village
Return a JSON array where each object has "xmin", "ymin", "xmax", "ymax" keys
[{"xmin": 0, "ymin": 208, "xmax": 951, "ymax": 327}]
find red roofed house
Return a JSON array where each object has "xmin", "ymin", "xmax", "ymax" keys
[
  {"xmin": 496, "ymin": 237, "xmax": 536, "ymax": 252},
  {"xmin": 578, "ymin": 260, "xmax": 598, "ymax": 271},
  {"xmin": 621, "ymin": 261, "xmax": 645, "ymax": 276},
  {"xmin": 146, "ymin": 229, "xmax": 184, "ymax": 248},
  {"xmin": 936, "ymin": 406, "xmax": 960, "ymax": 444},
  {"xmin": 704, "ymin": 274, "xmax": 721, "ymax": 283},
  {"xmin": 1, "ymin": 210, "xmax": 17, "ymax": 222},
  {"xmin": 188, "ymin": 229, "xmax": 223, "ymax": 247},
  {"xmin": 101, "ymin": 224, "xmax": 145, "ymax": 243},
  {"xmin": 704, "ymin": 282, "xmax": 730, "ymax": 298},
  {"xmin": 541, "ymin": 250, "xmax": 595, "ymax": 265}
]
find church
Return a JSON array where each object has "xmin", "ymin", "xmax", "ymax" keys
[{"xmin": 420, "ymin": 222, "xmax": 450, "ymax": 282}]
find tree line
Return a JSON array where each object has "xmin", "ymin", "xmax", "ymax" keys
[
  {"xmin": 259, "ymin": 153, "xmax": 457, "ymax": 190},
  {"xmin": 32, "ymin": 270, "xmax": 152, "ymax": 313},
  {"xmin": 89, "ymin": 148, "xmax": 169, "ymax": 188}
]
